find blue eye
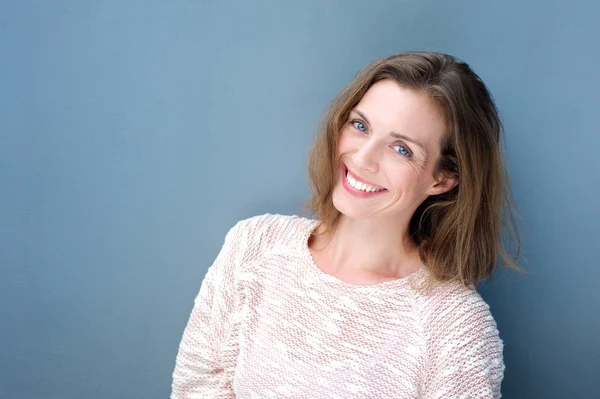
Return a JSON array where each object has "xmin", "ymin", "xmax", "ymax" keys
[
  {"xmin": 352, "ymin": 120, "xmax": 367, "ymax": 132},
  {"xmin": 393, "ymin": 145, "xmax": 411, "ymax": 157}
]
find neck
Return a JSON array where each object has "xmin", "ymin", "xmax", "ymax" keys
[{"xmin": 313, "ymin": 214, "xmax": 422, "ymax": 279}]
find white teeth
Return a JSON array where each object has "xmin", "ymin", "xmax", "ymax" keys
[{"xmin": 346, "ymin": 170, "xmax": 382, "ymax": 193}]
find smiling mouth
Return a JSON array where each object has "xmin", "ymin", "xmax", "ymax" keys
[{"xmin": 344, "ymin": 166, "xmax": 387, "ymax": 193}]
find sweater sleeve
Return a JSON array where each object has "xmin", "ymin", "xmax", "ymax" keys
[
  {"xmin": 421, "ymin": 287, "xmax": 505, "ymax": 399},
  {"xmin": 171, "ymin": 220, "xmax": 246, "ymax": 399}
]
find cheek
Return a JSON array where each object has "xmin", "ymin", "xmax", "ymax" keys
[
  {"xmin": 337, "ymin": 128, "xmax": 361, "ymax": 156},
  {"xmin": 336, "ymin": 130, "xmax": 350, "ymax": 154},
  {"xmin": 387, "ymin": 168, "xmax": 420, "ymax": 191}
]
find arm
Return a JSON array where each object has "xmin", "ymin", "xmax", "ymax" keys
[
  {"xmin": 422, "ymin": 289, "xmax": 505, "ymax": 399},
  {"xmin": 171, "ymin": 221, "xmax": 245, "ymax": 399}
]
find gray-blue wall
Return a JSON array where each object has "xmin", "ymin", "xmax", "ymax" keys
[{"xmin": 1, "ymin": 1, "xmax": 598, "ymax": 398}]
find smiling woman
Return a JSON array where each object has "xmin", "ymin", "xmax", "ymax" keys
[
  {"xmin": 307, "ymin": 52, "xmax": 522, "ymax": 288},
  {"xmin": 171, "ymin": 51, "xmax": 524, "ymax": 399},
  {"xmin": 330, "ymin": 81, "xmax": 452, "ymax": 242}
]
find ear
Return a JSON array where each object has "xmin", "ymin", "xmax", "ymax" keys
[{"xmin": 425, "ymin": 175, "xmax": 458, "ymax": 196}]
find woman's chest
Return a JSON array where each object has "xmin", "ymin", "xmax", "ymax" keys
[{"xmin": 233, "ymin": 257, "xmax": 427, "ymax": 398}]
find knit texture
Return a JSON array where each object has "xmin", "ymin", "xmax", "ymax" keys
[{"xmin": 171, "ymin": 214, "xmax": 505, "ymax": 398}]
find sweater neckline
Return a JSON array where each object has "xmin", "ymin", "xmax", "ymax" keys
[{"xmin": 298, "ymin": 218, "xmax": 427, "ymax": 293}]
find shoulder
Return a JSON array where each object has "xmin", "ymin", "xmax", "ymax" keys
[
  {"xmin": 416, "ymin": 279, "xmax": 504, "ymax": 361},
  {"xmin": 420, "ymin": 280, "xmax": 495, "ymax": 319},
  {"xmin": 416, "ymin": 281, "xmax": 505, "ymax": 397},
  {"xmin": 234, "ymin": 213, "xmax": 310, "ymax": 234},
  {"xmin": 419, "ymin": 280, "xmax": 502, "ymax": 346},
  {"xmin": 228, "ymin": 213, "xmax": 315, "ymax": 260}
]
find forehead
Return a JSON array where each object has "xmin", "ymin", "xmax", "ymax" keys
[{"xmin": 354, "ymin": 80, "xmax": 447, "ymax": 144}]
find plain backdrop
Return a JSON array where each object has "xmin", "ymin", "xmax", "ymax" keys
[{"xmin": 1, "ymin": 1, "xmax": 599, "ymax": 398}]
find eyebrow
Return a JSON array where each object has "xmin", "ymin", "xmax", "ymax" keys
[{"xmin": 352, "ymin": 109, "xmax": 429, "ymax": 159}]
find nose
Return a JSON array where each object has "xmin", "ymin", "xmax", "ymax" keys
[{"xmin": 351, "ymin": 139, "xmax": 379, "ymax": 173}]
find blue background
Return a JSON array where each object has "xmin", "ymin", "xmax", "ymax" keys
[{"xmin": 1, "ymin": 1, "xmax": 598, "ymax": 397}]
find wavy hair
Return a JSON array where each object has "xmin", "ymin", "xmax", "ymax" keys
[{"xmin": 305, "ymin": 51, "xmax": 524, "ymax": 288}]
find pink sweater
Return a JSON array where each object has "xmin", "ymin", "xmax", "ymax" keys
[{"xmin": 171, "ymin": 214, "xmax": 505, "ymax": 398}]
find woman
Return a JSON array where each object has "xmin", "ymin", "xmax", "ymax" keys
[{"xmin": 171, "ymin": 51, "xmax": 522, "ymax": 398}]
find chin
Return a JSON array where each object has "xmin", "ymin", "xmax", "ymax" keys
[{"xmin": 331, "ymin": 186, "xmax": 373, "ymax": 220}]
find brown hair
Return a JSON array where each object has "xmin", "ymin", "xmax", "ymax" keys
[{"xmin": 304, "ymin": 51, "xmax": 524, "ymax": 289}]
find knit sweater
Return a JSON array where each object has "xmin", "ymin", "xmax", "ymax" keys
[{"xmin": 171, "ymin": 214, "xmax": 505, "ymax": 398}]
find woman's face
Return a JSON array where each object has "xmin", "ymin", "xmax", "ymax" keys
[{"xmin": 331, "ymin": 79, "xmax": 454, "ymax": 222}]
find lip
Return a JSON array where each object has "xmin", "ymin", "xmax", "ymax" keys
[
  {"xmin": 341, "ymin": 164, "xmax": 387, "ymax": 198},
  {"xmin": 345, "ymin": 165, "xmax": 384, "ymax": 189}
]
